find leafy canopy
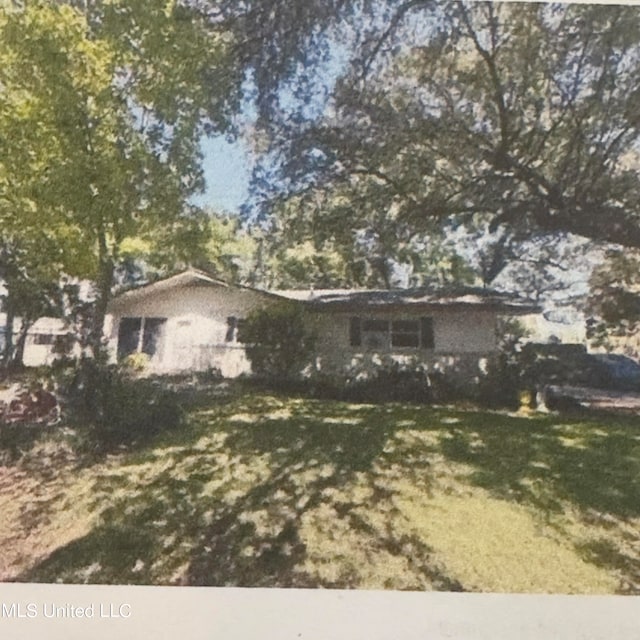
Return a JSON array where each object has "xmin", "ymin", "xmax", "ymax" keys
[
  {"xmin": 245, "ymin": 1, "xmax": 640, "ymax": 290},
  {"xmin": 0, "ymin": 0, "xmax": 244, "ymax": 348}
]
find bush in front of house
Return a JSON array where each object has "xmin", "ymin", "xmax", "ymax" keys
[
  {"xmin": 476, "ymin": 317, "xmax": 620, "ymax": 410},
  {"xmin": 58, "ymin": 358, "xmax": 184, "ymax": 451},
  {"xmin": 301, "ymin": 360, "xmax": 453, "ymax": 405},
  {"xmin": 343, "ymin": 361, "xmax": 434, "ymax": 403},
  {"xmin": 476, "ymin": 318, "xmax": 529, "ymax": 409},
  {"xmin": 238, "ymin": 303, "xmax": 317, "ymax": 381}
]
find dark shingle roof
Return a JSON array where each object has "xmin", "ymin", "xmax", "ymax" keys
[{"xmin": 277, "ymin": 285, "xmax": 539, "ymax": 314}]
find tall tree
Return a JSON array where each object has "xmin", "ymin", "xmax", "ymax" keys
[
  {"xmin": 0, "ymin": 1, "xmax": 240, "ymax": 354},
  {"xmin": 247, "ymin": 2, "xmax": 640, "ymax": 263}
]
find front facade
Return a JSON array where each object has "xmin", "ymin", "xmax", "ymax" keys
[
  {"xmin": 105, "ymin": 271, "xmax": 275, "ymax": 378},
  {"xmin": 308, "ymin": 308, "xmax": 499, "ymax": 384},
  {"xmin": 282, "ymin": 288, "xmax": 535, "ymax": 386},
  {"xmin": 104, "ymin": 270, "xmax": 537, "ymax": 385}
]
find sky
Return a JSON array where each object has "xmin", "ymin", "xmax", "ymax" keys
[
  {"xmin": 193, "ymin": 25, "xmax": 351, "ymax": 216},
  {"xmin": 193, "ymin": 136, "xmax": 253, "ymax": 214}
]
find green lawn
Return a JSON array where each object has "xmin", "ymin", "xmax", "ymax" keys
[{"xmin": 1, "ymin": 391, "xmax": 639, "ymax": 593}]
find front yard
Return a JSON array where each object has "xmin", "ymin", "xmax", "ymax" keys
[{"xmin": 1, "ymin": 389, "xmax": 639, "ymax": 593}]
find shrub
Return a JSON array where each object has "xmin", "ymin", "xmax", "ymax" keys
[
  {"xmin": 122, "ymin": 352, "xmax": 150, "ymax": 373},
  {"xmin": 476, "ymin": 318, "xmax": 529, "ymax": 409},
  {"xmin": 0, "ymin": 423, "xmax": 43, "ymax": 465},
  {"xmin": 344, "ymin": 361, "xmax": 433, "ymax": 403},
  {"xmin": 59, "ymin": 359, "xmax": 184, "ymax": 450},
  {"xmin": 476, "ymin": 320, "xmax": 607, "ymax": 409},
  {"xmin": 238, "ymin": 303, "xmax": 316, "ymax": 381},
  {"xmin": 301, "ymin": 361, "xmax": 438, "ymax": 404}
]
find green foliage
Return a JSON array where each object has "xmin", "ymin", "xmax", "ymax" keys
[
  {"xmin": 0, "ymin": 239, "xmax": 67, "ymax": 367},
  {"xmin": 201, "ymin": 211, "xmax": 260, "ymax": 284},
  {"xmin": 265, "ymin": 238, "xmax": 354, "ymax": 288},
  {"xmin": 477, "ymin": 319, "xmax": 531, "ymax": 409},
  {"xmin": 59, "ymin": 359, "xmax": 184, "ymax": 450},
  {"xmin": 250, "ymin": 0, "xmax": 640, "ymax": 292},
  {"xmin": 261, "ymin": 190, "xmax": 478, "ymax": 289},
  {"xmin": 238, "ymin": 303, "xmax": 316, "ymax": 380},
  {"xmin": 478, "ymin": 316, "xmax": 629, "ymax": 409},
  {"xmin": 0, "ymin": 422, "xmax": 45, "ymax": 465},
  {"xmin": 586, "ymin": 249, "xmax": 640, "ymax": 355},
  {"xmin": 0, "ymin": 1, "xmax": 242, "ymax": 351},
  {"xmin": 345, "ymin": 361, "xmax": 434, "ymax": 404}
]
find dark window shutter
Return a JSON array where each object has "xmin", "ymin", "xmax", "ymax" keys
[
  {"xmin": 421, "ymin": 317, "xmax": 434, "ymax": 349},
  {"xmin": 349, "ymin": 316, "xmax": 361, "ymax": 347},
  {"xmin": 236, "ymin": 318, "xmax": 247, "ymax": 343}
]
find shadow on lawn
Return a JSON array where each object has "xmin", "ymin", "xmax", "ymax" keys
[
  {"xmin": 17, "ymin": 399, "xmax": 462, "ymax": 588},
  {"xmin": 184, "ymin": 405, "xmax": 394, "ymax": 587},
  {"xmin": 186, "ymin": 403, "xmax": 463, "ymax": 589},
  {"xmin": 437, "ymin": 410, "xmax": 640, "ymax": 519},
  {"xmin": 15, "ymin": 396, "xmax": 640, "ymax": 590},
  {"xmin": 436, "ymin": 409, "xmax": 640, "ymax": 593}
]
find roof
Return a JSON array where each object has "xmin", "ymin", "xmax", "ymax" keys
[
  {"xmin": 110, "ymin": 269, "xmax": 229, "ymax": 304},
  {"xmin": 274, "ymin": 289, "xmax": 359, "ymax": 301},
  {"xmin": 28, "ymin": 317, "xmax": 70, "ymax": 334},
  {"xmin": 107, "ymin": 268, "xmax": 284, "ymax": 310},
  {"xmin": 108, "ymin": 269, "xmax": 539, "ymax": 315},
  {"xmin": 277, "ymin": 285, "xmax": 539, "ymax": 315}
]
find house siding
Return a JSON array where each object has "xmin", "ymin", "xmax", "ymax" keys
[
  {"xmin": 309, "ymin": 309, "xmax": 497, "ymax": 385},
  {"xmin": 106, "ymin": 284, "xmax": 271, "ymax": 377},
  {"xmin": 107, "ymin": 288, "xmax": 501, "ymax": 384}
]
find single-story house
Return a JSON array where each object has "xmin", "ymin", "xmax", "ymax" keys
[
  {"xmin": 104, "ymin": 270, "xmax": 282, "ymax": 378},
  {"xmin": 0, "ymin": 315, "xmax": 79, "ymax": 367},
  {"xmin": 104, "ymin": 269, "xmax": 538, "ymax": 384}
]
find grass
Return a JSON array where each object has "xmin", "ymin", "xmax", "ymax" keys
[{"xmin": 0, "ymin": 388, "xmax": 639, "ymax": 593}]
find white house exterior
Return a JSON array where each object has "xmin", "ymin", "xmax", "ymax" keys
[
  {"xmin": 0, "ymin": 315, "xmax": 79, "ymax": 368},
  {"xmin": 104, "ymin": 269, "xmax": 538, "ymax": 384},
  {"xmin": 278, "ymin": 288, "xmax": 535, "ymax": 385},
  {"xmin": 105, "ymin": 270, "xmax": 278, "ymax": 378},
  {"xmin": 23, "ymin": 317, "xmax": 80, "ymax": 367}
]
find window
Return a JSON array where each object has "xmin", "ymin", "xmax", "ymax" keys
[
  {"xmin": 117, "ymin": 317, "xmax": 166, "ymax": 360},
  {"xmin": 32, "ymin": 333, "xmax": 56, "ymax": 346},
  {"xmin": 350, "ymin": 317, "xmax": 390, "ymax": 348},
  {"xmin": 361, "ymin": 318, "xmax": 390, "ymax": 349},
  {"xmin": 142, "ymin": 318, "xmax": 166, "ymax": 356},
  {"xmin": 349, "ymin": 316, "xmax": 434, "ymax": 349},
  {"xmin": 225, "ymin": 316, "xmax": 237, "ymax": 342},
  {"xmin": 225, "ymin": 316, "xmax": 246, "ymax": 343},
  {"xmin": 391, "ymin": 320, "xmax": 420, "ymax": 347},
  {"xmin": 117, "ymin": 318, "xmax": 141, "ymax": 358}
]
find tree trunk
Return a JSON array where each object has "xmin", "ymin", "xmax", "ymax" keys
[
  {"xmin": 1, "ymin": 308, "xmax": 14, "ymax": 370},
  {"xmin": 89, "ymin": 257, "xmax": 114, "ymax": 360},
  {"xmin": 11, "ymin": 320, "xmax": 31, "ymax": 370},
  {"xmin": 88, "ymin": 227, "xmax": 115, "ymax": 360}
]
